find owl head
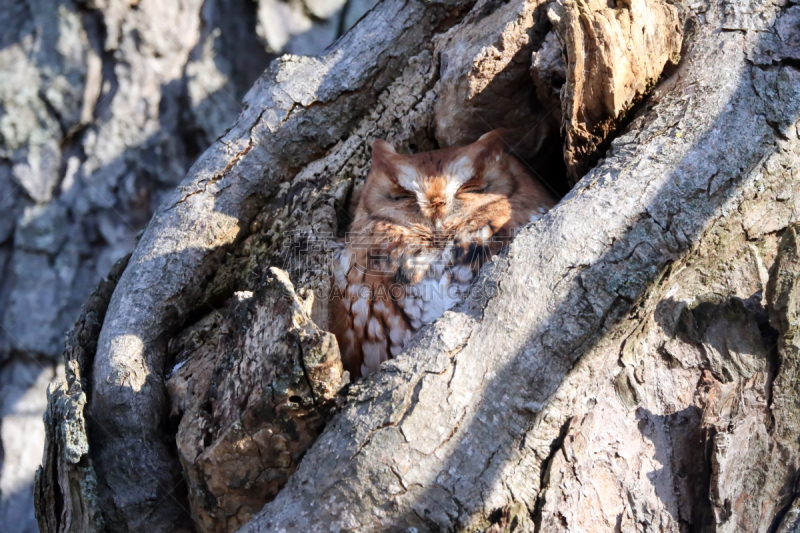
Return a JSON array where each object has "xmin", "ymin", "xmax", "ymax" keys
[{"xmin": 354, "ymin": 129, "xmax": 554, "ymax": 240}]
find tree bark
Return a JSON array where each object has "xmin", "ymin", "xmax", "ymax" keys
[
  {"xmin": 1, "ymin": 0, "xmax": 375, "ymax": 529},
  {"xmin": 35, "ymin": 0, "xmax": 800, "ymax": 531}
]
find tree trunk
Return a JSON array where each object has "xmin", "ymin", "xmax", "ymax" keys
[
  {"xmin": 35, "ymin": 0, "xmax": 800, "ymax": 532},
  {"xmin": 0, "ymin": 0, "xmax": 375, "ymax": 529}
]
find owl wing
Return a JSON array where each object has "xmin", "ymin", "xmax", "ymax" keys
[{"xmin": 330, "ymin": 243, "xmax": 414, "ymax": 378}]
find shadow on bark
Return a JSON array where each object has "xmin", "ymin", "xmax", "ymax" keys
[
  {"xmin": 35, "ymin": 0, "xmax": 800, "ymax": 531},
  {"xmin": 248, "ymin": 6, "xmax": 800, "ymax": 531},
  {"xmin": 362, "ymin": 32, "xmax": 786, "ymax": 530}
]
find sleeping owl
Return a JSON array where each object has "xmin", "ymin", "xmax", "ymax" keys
[{"xmin": 330, "ymin": 130, "xmax": 557, "ymax": 378}]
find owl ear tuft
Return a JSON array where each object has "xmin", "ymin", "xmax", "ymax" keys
[
  {"xmin": 372, "ymin": 139, "xmax": 397, "ymax": 159},
  {"xmin": 472, "ymin": 129, "xmax": 509, "ymax": 161},
  {"xmin": 477, "ymin": 129, "xmax": 509, "ymax": 149}
]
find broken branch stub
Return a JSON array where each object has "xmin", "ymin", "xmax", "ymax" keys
[
  {"xmin": 167, "ymin": 268, "xmax": 344, "ymax": 533},
  {"xmin": 543, "ymin": 0, "xmax": 684, "ymax": 183}
]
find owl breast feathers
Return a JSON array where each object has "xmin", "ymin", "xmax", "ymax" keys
[{"xmin": 330, "ymin": 130, "xmax": 557, "ymax": 378}]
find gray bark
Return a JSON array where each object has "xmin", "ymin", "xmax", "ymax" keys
[
  {"xmin": 35, "ymin": 254, "xmax": 130, "ymax": 533},
  {"xmin": 249, "ymin": 2, "xmax": 800, "ymax": 530},
  {"xmin": 34, "ymin": 0, "xmax": 800, "ymax": 532},
  {"xmin": 87, "ymin": 0, "xmax": 485, "ymax": 529},
  {"xmin": 0, "ymin": 0, "xmax": 374, "ymax": 529}
]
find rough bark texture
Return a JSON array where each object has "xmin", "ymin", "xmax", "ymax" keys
[
  {"xmin": 85, "ymin": 0, "xmax": 490, "ymax": 529},
  {"xmin": 34, "ymin": 253, "xmax": 130, "ymax": 533},
  {"xmin": 0, "ymin": 0, "xmax": 269, "ymax": 362},
  {"xmin": 34, "ymin": 0, "xmax": 800, "ymax": 532},
  {"xmin": 0, "ymin": 0, "xmax": 374, "ymax": 529},
  {"xmin": 548, "ymin": 0, "xmax": 684, "ymax": 182},
  {"xmin": 166, "ymin": 267, "xmax": 344, "ymax": 533},
  {"xmin": 243, "ymin": 0, "xmax": 800, "ymax": 524}
]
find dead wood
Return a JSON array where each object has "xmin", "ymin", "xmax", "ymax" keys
[
  {"xmin": 547, "ymin": 0, "xmax": 683, "ymax": 183},
  {"xmin": 167, "ymin": 268, "xmax": 344, "ymax": 533}
]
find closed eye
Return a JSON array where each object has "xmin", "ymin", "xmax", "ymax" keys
[
  {"xmin": 388, "ymin": 192, "xmax": 414, "ymax": 201},
  {"xmin": 459, "ymin": 186, "xmax": 488, "ymax": 194}
]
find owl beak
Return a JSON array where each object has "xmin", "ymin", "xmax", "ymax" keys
[{"xmin": 427, "ymin": 196, "xmax": 449, "ymax": 220}]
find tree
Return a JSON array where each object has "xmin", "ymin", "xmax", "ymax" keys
[
  {"xmin": 0, "ymin": 0, "xmax": 373, "ymax": 529},
  {"xmin": 35, "ymin": 0, "xmax": 800, "ymax": 531}
]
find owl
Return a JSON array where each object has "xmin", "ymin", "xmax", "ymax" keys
[{"xmin": 330, "ymin": 130, "xmax": 557, "ymax": 378}]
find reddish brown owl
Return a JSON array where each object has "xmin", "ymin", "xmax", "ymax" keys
[{"xmin": 330, "ymin": 130, "xmax": 557, "ymax": 378}]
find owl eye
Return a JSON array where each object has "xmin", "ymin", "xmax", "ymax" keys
[
  {"xmin": 459, "ymin": 185, "xmax": 488, "ymax": 194},
  {"xmin": 388, "ymin": 192, "xmax": 414, "ymax": 201}
]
